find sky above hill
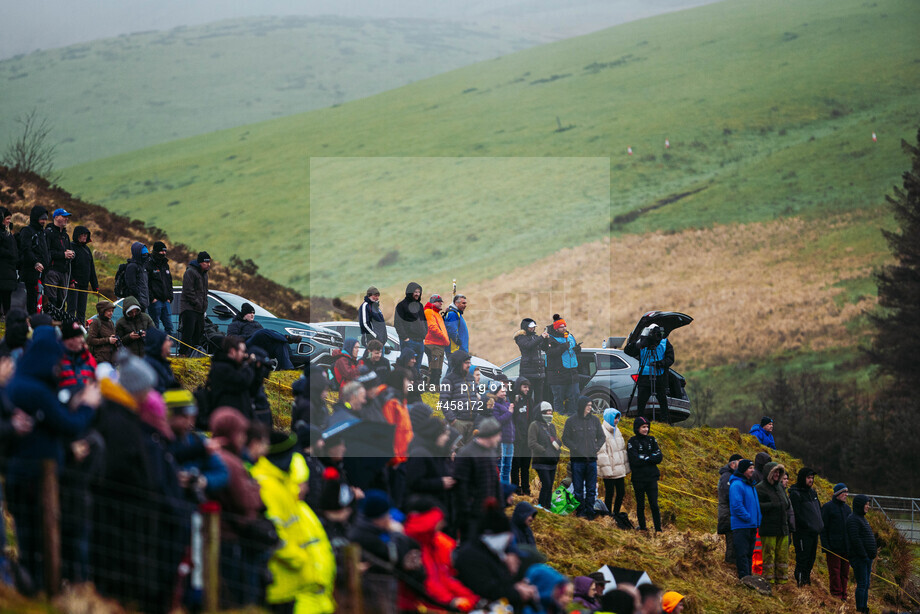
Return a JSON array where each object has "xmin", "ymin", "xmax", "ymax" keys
[{"xmin": 1, "ymin": 0, "xmax": 718, "ymax": 59}]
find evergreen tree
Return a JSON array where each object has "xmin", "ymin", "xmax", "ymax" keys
[{"xmin": 871, "ymin": 128, "xmax": 920, "ymax": 390}]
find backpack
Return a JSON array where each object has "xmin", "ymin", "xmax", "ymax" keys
[
  {"xmin": 550, "ymin": 484, "xmax": 580, "ymax": 515},
  {"xmin": 614, "ymin": 511, "xmax": 635, "ymax": 530},
  {"xmin": 113, "ymin": 261, "xmax": 129, "ymax": 298}
]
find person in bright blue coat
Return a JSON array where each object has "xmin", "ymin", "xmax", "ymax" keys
[
  {"xmin": 5, "ymin": 326, "xmax": 100, "ymax": 588},
  {"xmin": 525, "ymin": 564, "xmax": 574, "ymax": 614},
  {"xmin": 729, "ymin": 459, "xmax": 762, "ymax": 579},
  {"xmin": 443, "ymin": 295, "xmax": 470, "ymax": 354},
  {"xmin": 749, "ymin": 416, "xmax": 776, "ymax": 449}
]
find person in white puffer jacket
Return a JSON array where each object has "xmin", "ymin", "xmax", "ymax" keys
[{"xmin": 597, "ymin": 407, "xmax": 630, "ymax": 517}]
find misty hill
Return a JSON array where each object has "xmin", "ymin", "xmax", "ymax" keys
[
  {"xmin": 0, "ymin": 15, "xmax": 545, "ymax": 167},
  {"xmin": 58, "ymin": 0, "xmax": 920, "ymax": 300}
]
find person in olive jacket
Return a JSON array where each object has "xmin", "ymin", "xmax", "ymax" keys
[
  {"xmin": 562, "ymin": 396, "xmax": 605, "ymax": 519},
  {"xmin": 846, "ymin": 494, "xmax": 877, "ymax": 614},
  {"xmin": 789, "ymin": 468, "xmax": 824, "ymax": 586},
  {"xmin": 820, "ymin": 483, "xmax": 852, "ymax": 601},
  {"xmin": 529, "ymin": 402, "xmax": 560, "ymax": 510},
  {"xmin": 627, "ymin": 416, "xmax": 663, "ymax": 532},
  {"xmin": 514, "ymin": 318, "xmax": 549, "ymax": 405},
  {"xmin": 756, "ymin": 462, "xmax": 791, "ymax": 584}
]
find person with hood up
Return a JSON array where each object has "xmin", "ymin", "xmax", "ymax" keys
[
  {"xmin": 143, "ymin": 326, "xmax": 180, "ymax": 393},
  {"xmin": 514, "ymin": 318, "xmax": 550, "ymax": 407},
  {"xmin": 5, "ymin": 326, "xmax": 100, "ymax": 588},
  {"xmin": 573, "ymin": 576, "xmax": 600, "ymax": 612},
  {"xmin": 440, "ymin": 350, "xmax": 478, "ymax": 444},
  {"xmin": 756, "ymin": 462, "xmax": 791, "ymax": 584},
  {"xmin": 597, "ymin": 407, "xmax": 630, "ymax": 519},
  {"xmin": 423, "ymin": 294, "xmax": 450, "ymax": 385},
  {"xmin": 562, "ymin": 396, "xmax": 605, "ymax": 520},
  {"xmin": 821, "ymin": 483, "xmax": 852, "ymax": 601},
  {"xmin": 846, "ymin": 494, "xmax": 876, "ymax": 614},
  {"xmin": 394, "ymin": 281, "xmax": 427, "ymax": 375},
  {"xmin": 452, "ymin": 417, "xmax": 504, "ymax": 541},
  {"xmin": 511, "ymin": 501, "xmax": 538, "ymax": 547},
  {"xmin": 544, "ymin": 314, "xmax": 581, "ymax": 416},
  {"xmin": 145, "ymin": 241, "xmax": 174, "ymax": 334},
  {"xmin": 752, "ymin": 451, "xmax": 772, "ymax": 484},
  {"xmin": 358, "ymin": 286, "xmax": 387, "ymax": 346},
  {"xmin": 400, "ymin": 497, "xmax": 480, "ymax": 613},
  {"xmin": 404, "ymin": 403, "xmax": 455, "ymax": 517},
  {"xmin": 525, "ymin": 564, "xmax": 573, "ymax": 614},
  {"xmin": 454, "ymin": 498, "xmax": 538, "ymax": 609},
  {"xmin": 67, "ymin": 225, "xmax": 98, "ymax": 323},
  {"xmin": 627, "ymin": 416, "xmax": 663, "ymax": 531},
  {"xmin": 209, "ymin": 407, "xmax": 268, "ymax": 607},
  {"xmin": 332, "ymin": 338, "xmax": 361, "ymax": 388},
  {"xmin": 728, "ymin": 459, "xmax": 762, "ymax": 579},
  {"xmin": 718, "ymin": 454, "xmax": 743, "ymax": 564},
  {"xmin": 18, "ymin": 205, "xmax": 50, "ymax": 315},
  {"xmin": 179, "ymin": 251, "xmax": 211, "ymax": 355},
  {"xmin": 291, "ymin": 364, "xmax": 331, "ymax": 435},
  {"xmin": 510, "ymin": 376, "xmax": 535, "ymax": 495},
  {"xmin": 788, "ymin": 467, "xmax": 824, "ymax": 586},
  {"xmin": 253, "ymin": 430, "xmax": 336, "ymax": 614},
  {"xmin": 87, "ymin": 300, "xmax": 118, "ymax": 364},
  {"xmin": 444, "ymin": 294, "xmax": 470, "ymax": 355},
  {"xmin": 43, "ymin": 208, "xmax": 74, "ymax": 311},
  {"xmin": 749, "ymin": 416, "xmax": 776, "ymax": 449},
  {"xmin": 0, "ymin": 308, "xmax": 29, "ymax": 364},
  {"xmin": 115, "ymin": 296, "xmax": 155, "ymax": 357},
  {"xmin": 124, "ymin": 241, "xmax": 151, "ymax": 312},
  {"xmin": 0, "ymin": 207, "xmax": 18, "ymax": 319},
  {"xmin": 529, "ymin": 401, "xmax": 561, "ymax": 510}
]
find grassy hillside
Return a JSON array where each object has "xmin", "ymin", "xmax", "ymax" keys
[
  {"xmin": 58, "ymin": 0, "xmax": 920, "ymax": 298},
  {"xmin": 0, "ymin": 16, "xmax": 543, "ymax": 167}
]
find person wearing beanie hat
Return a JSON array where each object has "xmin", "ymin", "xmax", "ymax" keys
[
  {"xmin": 728, "ymin": 456, "xmax": 762, "ymax": 579},
  {"xmin": 510, "ymin": 376, "xmax": 535, "ymax": 496},
  {"xmin": 423, "ymin": 294, "xmax": 449, "ymax": 385},
  {"xmin": 58, "ymin": 320, "xmax": 97, "ymax": 394},
  {"xmin": 846, "ymin": 494, "xmax": 876, "ymax": 613},
  {"xmin": 661, "ymin": 591, "xmax": 685, "ymax": 613},
  {"xmin": 598, "ymin": 406, "xmax": 630, "ymax": 518},
  {"xmin": 562, "ymin": 396, "xmax": 605, "ymax": 519},
  {"xmin": 789, "ymin": 468, "xmax": 824, "ymax": 586},
  {"xmin": 439, "ymin": 350, "xmax": 477, "ymax": 444},
  {"xmin": 821, "ymin": 482, "xmax": 852, "ymax": 600},
  {"xmin": 145, "ymin": 240, "xmax": 174, "ymax": 335},
  {"xmin": 117, "ymin": 351, "xmax": 158, "ymax": 399},
  {"xmin": 514, "ymin": 318, "xmax": 550, "ymax": 408},
  {"xmin": 178, "ymin": 250, "xmax": 211, "ymax": 356},
  {"xmin": 545, "ymin": 314, "xmax": 582, "ymax": 417},
  {"xmin": 227, "ymin": 302, "xmax": 298, "ymax": 371},
  {"xmin": 332, "ymin": 338, "xmax": 361, "ymax": 389},
  {"xmin": 454, "ymin": 416, "xmax": 504, "ymax": 541},
  {"xmin": 252, "ymin": 429, "xmax": 336, "ymax": 613},
  {"xmin": 529, "ymin": 401, "xmax": 561, "ymax": 510},
  {"xmin": 627, "ymin": 416, "xmax": 664, "ymax": 531},
  {"xmin": 227, "ymin": 302, "xmax": 261, "ymax": 339},
  {"xmin": 67, "ymin": 225, "xmax": 99, "ymax": 324},
  {"xmin": 749, "ymin": 416, "xmax": 776, "ymax": 449},
  {"xmin": 357, "ymin": 285, "xmax": 387, "ymax": 347},
  {"xmin": 718, "ymin": 453, "xmax": 744, "ymax": 564},
  {"xmin": 115, "ymin": 296, "xmax": 156, "ymax": 358}
]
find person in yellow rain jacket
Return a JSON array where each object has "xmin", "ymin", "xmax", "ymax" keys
[{"xmin": 251, "ymin": 430, "xmax": 335, "ymax": 614}]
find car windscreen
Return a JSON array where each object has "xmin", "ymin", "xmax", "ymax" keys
[{"xmin": 212, "ymin": 292, "xmax": 276, "ymax": 318}]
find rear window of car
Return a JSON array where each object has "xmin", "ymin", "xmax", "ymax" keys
[{"xmin": 597, "ymin": 353, "xmax": 630, "ymax": 370}]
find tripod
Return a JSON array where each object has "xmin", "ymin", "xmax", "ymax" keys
[{"xmin": 626, "ymin": 337, "xmax": 672, "ymax": 425}]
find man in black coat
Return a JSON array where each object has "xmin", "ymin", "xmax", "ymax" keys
[
  {"xmin": 18, "ymin": 205, "xmax": 50, "ymax": 315},
  {"xmin": 204, "ymin": 335, "xmax": 255, "ymax": 423},
  {"xmin": 404, "ymin": 404, "xmax": 454, "ymax": 518},
  {"xmin": 846, "ymin": 494, "xmax": 877, "ymax": 614},
  {"xmin": 146, "ymin": 241, "xmax": 174, "ymax": 334},
  {"xmin": 514, "ymin": 318, "xmax": 550, "ymax": 406},
  {"xmin": 358, "ymin": 286, "xmax": 388, "ymax": 346},
  {"xmin": 124, "ymin": 241, "xmax": 150, "ymax": 312},
  {"xmin": 789, "ymin": 468, "xmax": 824, "ymax": 586},
  {"xmin": 561, "ymin": 396, "xmax": 605, "ymax": 519},
  {"xmin": 393, "ymin": 282, "xmax": 426, "ymax": 376},
  {"xmin": 67, "ymin": 226, "xmax": 98, "ymax": 323},
  {"xmin": 821, "ymin": 483, "xmax": 852, "ymax": 601},
  {"xmin": 452, "ymin": 417, "xmax": 502, "ymax": 542},
  {"xmin": 179, "ymin": 252, "xmax": 211, "ymax": 355},
  {"xmin": 43, "ymin": 208, "xmax": 74, "ymax": 311}
]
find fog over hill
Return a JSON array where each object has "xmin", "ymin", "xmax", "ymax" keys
[{"xmin": 2, "ymin": 0, "xmax": 719, "ymax": 59}]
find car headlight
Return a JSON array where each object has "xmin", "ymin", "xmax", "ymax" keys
[{"xmin": 285, "ymin": 327, "xmax": 317, "ymax": 338}]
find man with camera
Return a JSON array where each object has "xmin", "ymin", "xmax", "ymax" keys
[
  {"xmin": 625, "ymin": 323, "xmax": 674, "ymax": 424},
  {"xmin": 205, "ymin": 335, "xmax": 256, "ymax": 421},
  {"xmin": 115, "ymin": 296, "xmax": 155, "ymax": 357}
]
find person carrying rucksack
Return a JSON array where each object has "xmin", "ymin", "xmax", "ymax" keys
[{"xmin": 124, "ymin": 242, "xmax": 150, "ymax": 312}]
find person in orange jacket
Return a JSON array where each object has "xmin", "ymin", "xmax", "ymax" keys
[
  {"xmin": 381, "ymin": 367, "xmax": 415, "ymax": 508},
  {"xmin": 398, "ymin": 498, "xmax": 481, "ymax": 613},
  {"xmin": 424, "ymin": 295, "xmax": 450, "ymax": 386}
]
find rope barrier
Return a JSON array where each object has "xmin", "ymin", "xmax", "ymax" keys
[
  {"xmin": 819, "ymin": 546, "xmax": 920, "ymax": 607},
  {"xmin": 658, "ymin": 483, "xmax": 717, "ymax": 504}
]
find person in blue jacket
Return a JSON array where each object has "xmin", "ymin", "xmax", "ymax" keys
[
  {"xmin": 525, "ymin": 563, "xmax": 574, "ymax": 614},
  {"xmin": 5, "ymin": 326, "xmax": 100, "ymax": 588},
  {"xmin": 443, "ymin": 294, "xmax": 469, "ymax": 354},
  {"xmin": 729, "ymin": 458, "xmax": 763, "ymax": 579},
  {"xmin": 750, "ymin": 416, "xmax": 776, "ymax": 449}
]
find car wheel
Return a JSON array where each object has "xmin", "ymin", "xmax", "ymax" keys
[{"xmin": 589, "ymin": 394, "xmax": 615, "ymax": 415}]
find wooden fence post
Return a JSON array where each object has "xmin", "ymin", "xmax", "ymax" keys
[
  {"xmin": 199, "ymin": 501, "xmax": 221, "ymax": 613},
  {"xmin": 342, "ymin": 543, "xmax": 364, "ymax": 614},
  {"xmin": 41, "ymin": 459, "xmax": 61, "ymax": 596}
]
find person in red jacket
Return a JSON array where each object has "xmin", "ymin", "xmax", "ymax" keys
[
  {"xmin": 424, "ymin": 295, "xmax": 450, "ymax": 385},
  {"xmin": 332, "ymin": 338, "xmax": 361, "ymax": 388},
  {"xmin": 399, "ymin": 497, "xmax": 480, "ymax": 613}
]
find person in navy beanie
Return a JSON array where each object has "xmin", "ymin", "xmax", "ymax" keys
[
  {"xmin": 750, "ymin": 416, "xmax": 776, "ymax": 449},
  {"xmin": 821, "ymin": 483, "xmax": 852, "ymax": 601},
  {"xmin": 627, "ymin": 416, "xmax": 664, "ymax": 532}
]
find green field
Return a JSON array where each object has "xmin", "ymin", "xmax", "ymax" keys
[
  {"xmin": 0, "ymin": 16, "xmax": 543, "ymax": 167},
  {"xmin": 59, "ymin": 0, "xmax": 920, "ymax": 297}
]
